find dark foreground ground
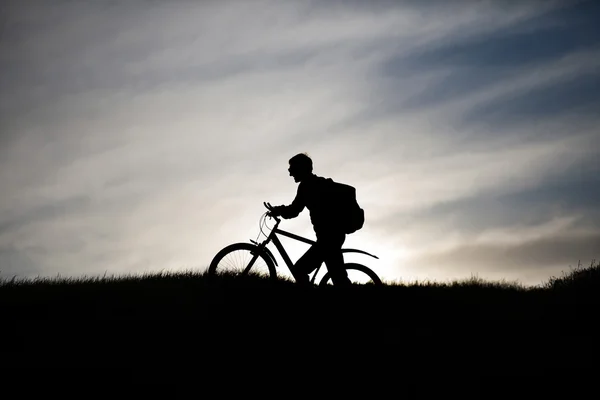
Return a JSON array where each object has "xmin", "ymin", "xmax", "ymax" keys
[{"xmin": 1, "ymin": 263, "xmax": 598, "ymax": 385}]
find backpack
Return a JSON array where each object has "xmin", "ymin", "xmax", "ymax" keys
[{"xmin": 326, "ymin": 178, "xmax": 365, "ymax": 234}]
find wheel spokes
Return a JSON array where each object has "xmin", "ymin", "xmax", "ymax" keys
[{"xmin": 217, "ymin": 249, "xmax": 271, "ymax": 277}]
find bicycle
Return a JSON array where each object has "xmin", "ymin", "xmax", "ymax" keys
[{"xmin": 208, "ymin": 202, "xmax": 382, "ymax": 286}]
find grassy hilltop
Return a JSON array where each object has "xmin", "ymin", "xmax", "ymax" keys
[{"xmin": 1, "ymin": 260, "xmax": 598, "ymax": 375}]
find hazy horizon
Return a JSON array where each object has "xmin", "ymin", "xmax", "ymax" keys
[{"xmin": 1, "ymin": 0, "xmax": 599, "ymax": 286}]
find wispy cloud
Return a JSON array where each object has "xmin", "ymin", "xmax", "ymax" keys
[{"xmin": 1, "ymin": 0, "xmax": 598, "ymax": 285}]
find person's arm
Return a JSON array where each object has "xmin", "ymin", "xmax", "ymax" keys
[{"xmin": 272, "ymin": 185, "xmax": 305, "ymax": 219}]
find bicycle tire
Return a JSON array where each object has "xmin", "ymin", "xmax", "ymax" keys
[
  {"xmin": 208, "ymin": 243, "xmax": 277, "ymax": 280},
  {"xmin": 318, "ymin": 262, "xmax": 382, "ymax": 286}
]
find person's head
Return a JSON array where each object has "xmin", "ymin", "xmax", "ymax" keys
[{"xmin": 288, "ymin": 152, "xmax": 313, "ymax": 183}]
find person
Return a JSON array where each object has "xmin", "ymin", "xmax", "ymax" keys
[{"xmin": 265, "ymin": 153, "xmax": 352, "ymax": 286}]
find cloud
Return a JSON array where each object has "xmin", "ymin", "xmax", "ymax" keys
[
  {"xmin": 408, "ymin": 230, "xmax": 600, "ymax": 285},
  {"xmin": 461, "ymin": 71, "xmax": 600, "ymax": 126},
  {"xmin": 0, "ymin": 246, "xmax": 46, "ymax": 277},
  {"xmin": 401, "ymin": 1, "xmax": 600, "ymax": 70}
]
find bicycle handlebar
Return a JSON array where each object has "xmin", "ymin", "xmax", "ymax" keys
[{"xmin": 263, "ymin": 202, "xmax": 281, "ymax": 222}]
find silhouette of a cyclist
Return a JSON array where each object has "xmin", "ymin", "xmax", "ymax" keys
[{"xmin": 266, "ymin": 153, "xmax": 352, "ymax": 286}]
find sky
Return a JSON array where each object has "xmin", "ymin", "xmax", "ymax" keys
[{"xmin": 1, "ymin": 0, "xmax": 599, "ymax": 286}]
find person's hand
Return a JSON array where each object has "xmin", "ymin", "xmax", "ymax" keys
[
  {"xmin": 263, "ymin": 202, "xmax": 275, "ymax": 217},
  {"xmin": 264, "ymin": 202, "xmax": 278, "ymax": 217}
]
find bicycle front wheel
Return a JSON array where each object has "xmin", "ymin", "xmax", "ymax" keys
[
  {"xmin": 318, "ymin": 263, "xmax": 382, "ymax": 286},
  {"xmin": 208, "ymin": 243, "xmax": 277, "ymax": 280}
]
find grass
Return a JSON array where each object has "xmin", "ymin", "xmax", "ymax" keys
[
  {"xmin": 1, "ymin": 260, "xmax": 598, "ymax": 374},
  {"xmin": 543, "ymin": 259, "xmax": 600, "ymax": 290},
  {"xmin": 1, "ymin": 260, "xmax": 597, "ymax": 318}
]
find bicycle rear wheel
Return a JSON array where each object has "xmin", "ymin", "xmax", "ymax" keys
[
  {"xmin": 318, "ymin": 262, "xmax": 382, "ymax": 286},
  {"xmin": 208, "ymin": 243, "xmax": 277, "ymax": 280}
]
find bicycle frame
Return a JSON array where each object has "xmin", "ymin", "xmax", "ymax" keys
[{"xmin": 250, "ymin": 215, "xmax": 378, "ymax": 283}]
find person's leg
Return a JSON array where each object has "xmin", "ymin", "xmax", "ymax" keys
[
  {"xmin": 292, "ymin": 244, "xmax": 323, "ymax": 285},
  {"xmin": 319, "ymin": 231, "xmax": 351, "ymax": 286}
]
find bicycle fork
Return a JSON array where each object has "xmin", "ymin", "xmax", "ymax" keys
[{"xmin": 247, "ymin": 239, "xmax": 269, "ymax": 275}]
